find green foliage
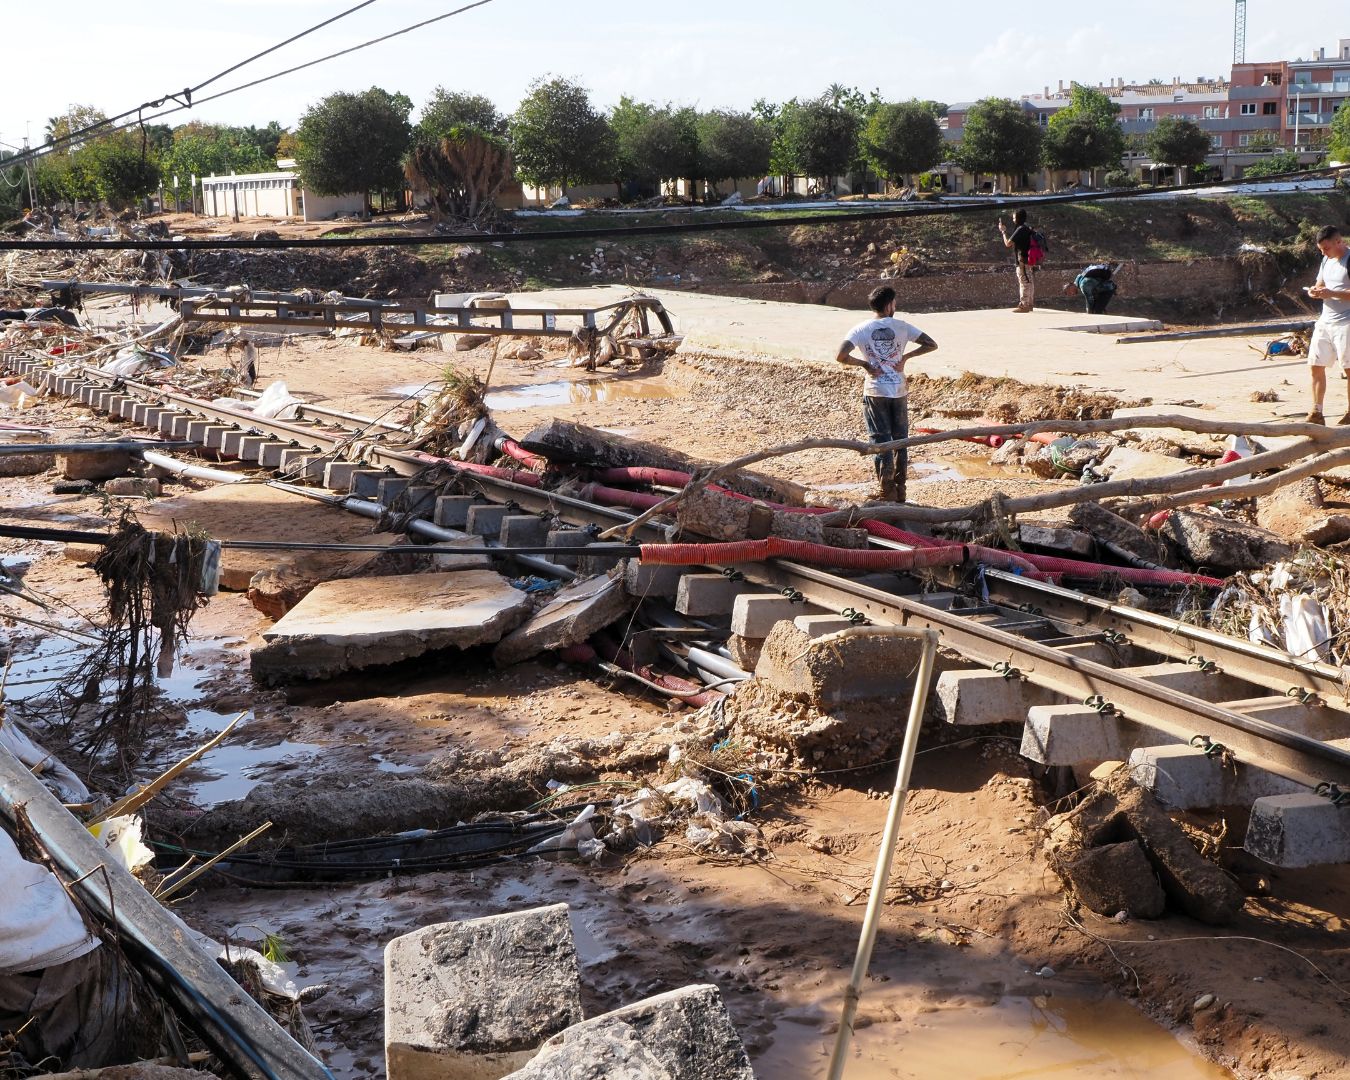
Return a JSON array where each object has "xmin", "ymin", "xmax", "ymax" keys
[
  {"xmin": 0, "ymin": 153, "xmax": 27, "ymax": 218},
  {"xmin": 77, "ymin": 133, "xmax": 161, "ymax": 208},
  {"xmin": 417, "ymin": 88, "xmax": 506, "ymax": 142},
  {"xmin": 1042, "ymin": 86, "xmax": 1124, "ymax": 175},
  {"xmin": 863, "ymin": 101, "xmax": 943, "ymax": 183},
  {"xmin": 1242, "ymin": 150, "xmax": 1309, "ymax": 179},
  {"xmin": 631, "ymin": 106, "xmax": 701, "ymax": 187},
  {"xmin": 609, "ymin": 97, "xmax": 655, "ymax": 183},
  {"xmin": 777, "ymin": 96, "xmax": 860, "ymax": 181},
  {"xmin": 956, "ymin": 98, "xmax": 1043, "ymax": 178},
  {"xmin": 510, "ymin": 76, "xmax": 613, "ymax": 189},
  {"xmin": 161, "ymin": 123, "xmax": 274, "ymax": 189},
  {"xmin": 1103, "ymin": 168, "xmax": 1139, "ymax": 189},
  {"xmin": 1145, "ymin": 117, "xmax": 1211, "ymax": 169},
  {"xmin": 1329, "ymin": 102, "xmax": 1350, "ymax": 162},
  {"xmin": 44, "ymin": 105, "xmax": 108, "ymax": 149},
  {"xmin": 295, "ymin": 87, "xmax": 413, "ymax": 199},
  {"xmin": 698, "ymin": 110, "xmax": 772, "ymax": 183},
  {"xmin": 914, "ymin": 100, "xmax": 949, "ymax": 121}
]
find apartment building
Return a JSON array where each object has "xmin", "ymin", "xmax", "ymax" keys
[{"xmin": 940, "ymin": 38, "xmax": 1346, "ymax": 188}]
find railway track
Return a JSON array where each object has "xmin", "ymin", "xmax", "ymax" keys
[{"xmin": 6, "ymin": 348, "xmax": 1350, "ymax": 868}]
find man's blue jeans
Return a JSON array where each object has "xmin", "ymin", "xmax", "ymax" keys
[{"xmin": 863, "ymin": 394, "xmax": 907, "ymax": 495}]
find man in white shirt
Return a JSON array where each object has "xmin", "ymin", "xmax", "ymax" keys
[
  {"xmin": 834, "ymin": 286, "xmax": 938, "ymax": 501},
  {"xmin": 1306, "ymin": 225, "xmax": 1350, "ymax": 424}
]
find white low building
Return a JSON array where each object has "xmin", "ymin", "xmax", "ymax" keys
[{"xmin": 199, "ymin": 164, "xmax": 366, "ymax": 222}]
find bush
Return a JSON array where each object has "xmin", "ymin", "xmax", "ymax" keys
[
  {"xmin": 1103, "ymin": 169, "xmax": 1138, "ymax": 189},
  {"xmin": 917, "ymin": 171, "xmax": 943, "ymax": 192}
]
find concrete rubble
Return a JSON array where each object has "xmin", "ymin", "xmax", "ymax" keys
[
  {"xmin": 251, "ymin": 569, "xmax": 534, "ymax": 683},
  {"xmin": 493, "ymin": 572, "xmax": 634, "ymax": 666},
  {"xmin": 1046, "ymin": 771, "xmax": 1243, "ymax": 925},
  {"xmin": 1163, "ymin": 509, "xmax": 1292, "ymax": 573}
]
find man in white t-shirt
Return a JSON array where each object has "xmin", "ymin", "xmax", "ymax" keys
[
  {"xmin": 1305, "ymin": 225, "xmax": 1350, "ymax": 424},
  {"xmin": 834, "ymin": 285, "xmax": 938, "ymax": 501}
]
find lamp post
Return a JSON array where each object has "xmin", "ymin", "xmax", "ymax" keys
[{"xmin": 1293, "ymin": 90, "xmax": 1302, "ymax": 150}]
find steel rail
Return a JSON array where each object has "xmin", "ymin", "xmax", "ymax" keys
[
  {"xmin": 978, "ymin": 568, "xmax": 1350, "ymax": 713},
  {"xmin": 13, "ymin": 349, "xmax": 1350, "ymax": 790}
]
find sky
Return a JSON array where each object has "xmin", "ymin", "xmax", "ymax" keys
[{"xmin": 2, "ymin": 0, "xmax": 1347, "ymax": 151}]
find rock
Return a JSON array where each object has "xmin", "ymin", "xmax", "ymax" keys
[
  {"xmin": 493, "ymin": 573, "xmax": 633, "ymax": 666},
  {"xmin": 720, "ymin": 192, "xmax": 744, "ymax": 206},
  {"xmin": 1048, "ymin": 771, "xmax": 1244, "ymax": 925},
  {"xmin": 1193, "ymin": 993, "xmax": 1216, "ymax": 1011},
  {"xmin": 502, "ymin": 985, "xmax": 755, "ymax": 1080},
  {"xmin": 1099, "ymin": 445, "xmax": 1198, "ymax": 482},
  {"xmin": 454, "ymin": 333, "xmax": 492, "ymax": 351},
  {"xmin": 1068, "ymin": 502, "xmax": 1166, "ymax": 564},
  {"xmin": 250, "ymin": 569, "xmax": 533, "ymax": 683},
  {"xmin": 755, "ymin": 621, "xmax": 922, "ymax": 705},
  {"xmin": 104, "ymin": 476, "xmax": 161, "ymax": 497},
  {"xmin": 1062, "ymin": 840, "xmax": 1166, "ymax": 919},
  {"xmin": 385, "ymin": 904, "xmax": 583, "ymax": 1080},
  {"xmin": 1255, "ymin": 478, "xmax": 1350, "ymax": 547},
  {"xmin": 0, "ymin": 452, "xmax": 54, "ymax": 477},
  {"xmin": 52, "ymin": 479, "xmax": 95, "ymax": 495},
  {"xmin": 1164, "ymin": 510, "xmax": 1291, "ymax": 573},
  {"xmin": 990, "ymin": 440, "xmax": 1024, "ymax": 467},
  {"xmin": 677, "ymin": 489, "xmax": 751, "ymax": 541},
  {"xmin": 55, "ymin": 448, "xmax": 134, "ymax": 480},
  {"xmin": 727, "ymin": 635, "xmax": 765, "ymax": 670},
  {"xmin": 821, "ymin": 527, "xmax": 869, "ymax": 549},
  {"xmin": 1017, "ymin": 524, "xmax": 1093, "ymax": 558}
]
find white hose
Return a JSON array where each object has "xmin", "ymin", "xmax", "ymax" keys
[
  {"xmin": 826, "ymin": 626, "xmax": 940, "ymax": 1080},
  {"xmin": 140, "ymin": 449, "xmax": 247, "ymax": 485}
]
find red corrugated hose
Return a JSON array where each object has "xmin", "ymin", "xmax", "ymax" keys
[{"xmin": 640, "ymin": 538, "xmax": 963, "ymax": 571}]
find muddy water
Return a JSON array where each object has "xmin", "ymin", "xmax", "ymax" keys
[{"xmin": 758, "ymin": 988, "xmax": 1235, "ymax": 1079}]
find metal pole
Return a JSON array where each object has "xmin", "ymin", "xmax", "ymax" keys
[{"xmin": 826, "ymin": 627, "xmax": 939, "ymax": 1080}]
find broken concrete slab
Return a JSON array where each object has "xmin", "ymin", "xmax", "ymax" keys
[
  {"xmin": 0, "ymin": 451, "xmax": 53, "ymax": 477},
  {"xmin": 1164, "ymin": 510, "xmax": 1292, "ymax": 573},
  {"xmin": 55, "ymin": 448, "xmax": 133, "ymax": 480},
  {"xmin": 1017, "ymin": 524, "xmax": 1093, "ymax": 557},
  {"xmin": 1099, "ymin": 445, "xmax": 1197, "ymax": 482},
  {"xmin": 1061, "ymin": 840, "xmax": 1166, "ymax": 919},
  {"xmin": 1068, "ymin": 502, "xmax": 1169, "ymax": 565},
  {"xmin": 385, "ymin": 904, "xmax": 583, "ymax": 1080},
  {"xmin": 1254, "ymin": 478, "xmax": 1350, "ymax": 547},
  {"xmin": 1244, "ymin": 793, "xmax": 1350, "ymax": 867},
  {"xmin": 754, "ymin": 621, "xmax": 922, "ymax": 705},
  {"xmin": 493, "ymin": 573, "xmax": 634, "ymax": 666},
  {"xmin": 502, "ymin": 984, "xmax": 755, "ymax": 1080},
  {"xmin": 251, "ymin": 569, "xmax": 532, "ymax": 683},
  {"xmin": 1047, "ymin": 772, "xmax": 1243, "ymax": 924},
  {"xmin": 1109, "ymin": 405, "xmax": 1227, "ymax": 454},
  {"xmin": 245, "ymin": 532, "xmax": 408, "ymax": 619}
]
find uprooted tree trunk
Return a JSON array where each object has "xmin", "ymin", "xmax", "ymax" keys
[
  {"xmin": 597, "ymin": 413, "xmax": 1350, "ymax": 539},
  {"xmin": 404, "ymin": 134, "xmax": 513, "ymax": 224}
]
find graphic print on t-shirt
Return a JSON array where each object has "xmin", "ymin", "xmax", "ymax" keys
[{"xmin": 847, "ymin": 316, "xmax": 920, "ymax": 399}]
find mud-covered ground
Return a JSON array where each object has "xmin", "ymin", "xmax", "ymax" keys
[{"xmin": 4, "ymin": 318, "xmax": 1350, "ymax": 1079}]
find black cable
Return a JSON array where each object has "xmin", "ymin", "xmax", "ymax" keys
[
  {"xmin": 189, "ymin": 0, "xmax": 384, "ymax": 95},
  {"xmin": 5, "ymin": 0, "xmax": 499, "ymax": 172},
  {"xmin": 0, "ymin": 163, "xmax": 1343, "ymax": 252}
]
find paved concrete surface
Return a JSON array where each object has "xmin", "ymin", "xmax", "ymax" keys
[{"xmin": 512, "ymin": 286, "xmax": 1315, "ymax": 426}]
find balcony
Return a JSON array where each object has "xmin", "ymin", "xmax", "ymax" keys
[
  {"xmin": 1289, "ymin": 112, "xmax": 1338, "ymax": 126},
  {"xmin": 1290, "ymin": 81, "xmax": 1350, "ymax": 94}
]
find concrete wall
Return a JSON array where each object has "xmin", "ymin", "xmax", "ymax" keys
[
  {"xmin": 301, "ymin": 190, "xmax": 367, "ymax": 221},
  {"xmin": 201, "ymin": 177, "xmax": 296, "ymax": 219}
]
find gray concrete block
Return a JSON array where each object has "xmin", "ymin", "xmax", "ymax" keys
[
  {"xmin": 1129, "ymin": 743, "xmax": 1306, "ymax": 810},
  {"xmin": 168, "ymin": 414, "xmax": 193, "ymax": 439},
  {"xmin": 793, "ymin": 614, "xmax": 855, "ymax": 640},
  {"xmin": 323, "ymin": 461, "xmax": 361, "ymax": 491},
  {"xmin": 377, "ymin": 477, "xmax": 411, "ymax": 505},
  {"xmin": 502, "ymin": 984, "xmax": 754, "ymax": 1080},
  {"xmin": 730, "ymin": 594, "xmax": 814, "ymax": 639},
  {"xmin": 547, "ymin": 528, "xmax": 592, "ymax": 568},
  {"xmin": 112, "ymin": 395, "xmax": 136, "ymax": 420},
  {"xmin": 933, "ymin": 669, "xmax": 1062, "ymax": 726},
  {"xmin": 403, "ymin": 485, "xmax": 437, "ymax": 516},
  {"xmin": 385, "ymin": 903, "xmax": 582, "ymax": 1080},
  {"xmin": 622, "ymin": 560, "xmax": 684, "ymax": 600},
  {"xmin": 1219, "ymin": 696, "xmax": 1343, "ymax": 740},
  {"xmin": 468, "ymin": 503, "xmax": 511, "ymax": 538},
  {"xmin": 1021, "ymin": 704, "xmax": 1165, "ymax": 765},
  {"xmin": 201, "ymin": 425, "xmax": 235, "ymax": 451},
  {"xmin": 674, "ymin": 573, "xmax": 752, "ymax": 617},
  {"xmin": 494, "ymin": 574, "xmax": 633, "ymax": 666},
  {"xmin": 236, "ymin": 435, "xmax": 269, "ymax": 463},
  {"xmin": 754, "ymin": 621, "xmax": 921, "ymax": 705},
  {"xmin": 1122, "ymin": 662, "xmax": 1255, "ymax": 701},
  {"xmin": 258, "ymin": 441, "xmax": 289, "ymax": 468},
  {"xmin": 501, "ymin": 514, "xmax": 548, "ymax": 548},
  {"xmin": 348, "ymin": 469, "xmax": 386, "ymax": 498},
  {"xmin": 54, "ymin": 449, "xmax": 134, "ymax": 481},
  {"xmin": 278, "ymin": 447, "xmax": 312, "ymax": 472},
  {"xmin": 129, "ymin": 402, "xmax": 155, "ymax": 425},
  {"xmin": 1244, "ymin": 793, "xmax": 1350, "ymax": 867},
  {"xmin": 220, "ymin": 430, "xmax": 249, "ymax": 457},
  {"xmin": 434, "ymin": 495, "xmax": 475, "ymax": 530}
]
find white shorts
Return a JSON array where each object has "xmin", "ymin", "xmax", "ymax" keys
[{"xmin": 1309, "ymin": 321, "xmax": 1350, "ymax": 368}]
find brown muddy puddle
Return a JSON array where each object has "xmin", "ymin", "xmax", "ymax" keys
[{"xmin": 387, "ymin": 376, "xmax": 682, "ymax": 411}]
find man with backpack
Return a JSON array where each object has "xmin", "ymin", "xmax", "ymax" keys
[
  {"xmin": 998, "ymin": 209, "xmax": 1044, "ymax": 312},
  {"xmin": 1064, "ymin": 263, "xmax": 1118, "ymax": 314},
  {"xmin": 1306, "ymin": 225, "xmax": 1350, "ymax": 424}
]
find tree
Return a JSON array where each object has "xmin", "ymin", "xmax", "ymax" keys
[
  {"xmin": 1145, "ymin": 117, "xmax": 1211, "ymax": 181},
  {"xmin": 629, "ymin": 106, "xmax": 701, "ymax": 197},
  {"xmin": 863, "ymin": 102, "xmax": 942, "ymax": 186},
  {"xmin": 510, "ymin": 76, "xmax": 612, "ymax": 192},
  {"xmin": 1331, "ymin": 103, "xmax": 1350, "ymax": 163},
  {"xmin": 295, "ymin": 87, "xmax": 413, "ymax": 205},
  {"xmin": 0, "ymin": 152, "xmax": 27, "ymax": 219},
  {"xmin": 1243, "ymin": 149, "xmax": 1308, "ymax": 178},
  {"xmin": 610, "ymin": 96, "xmax": 657, "ymax": 193},
  {"xmin": 698, "ymin": 110, "xmax": 772, "ymax": 190},
  {"xmin": 956, "ymin": 98, "xmax": 1043, "ymax": 186},
  {"xmin": 777, "ymin": 96, "xmax": 860, "ymax": 191},
  {"xmin": 417, "ymin": 88, "xmax": 506, "ymax": 141},
  {"xmin": 914, "ymin": 100, "xmax": 949, "ymax": 121},
  {"xmin": 1041, "ymin": 85, "xmax": 1124, "ymax": 180},
  {"xmin": 405, "ymin": 132, "xmax": 512, "ymax": 222},
  {"xmin": 76, "ymin": 133, "xmax": 161, "ymax": 209},
  {"xmin": 45, "ymin": 105, "xmax": 107, "ymax": 150}
]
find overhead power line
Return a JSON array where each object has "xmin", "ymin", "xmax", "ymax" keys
[
  {"xmin": 6, "ymin": 0, "xmax": 499, "ymax": 172},
  {"xmin": 0, "ymin": 165, "xmax": 1343, "ymax": 253}
]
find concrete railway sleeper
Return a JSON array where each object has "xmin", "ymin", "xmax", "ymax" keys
[{"xmin": 8, "ymin": 349, "xmax": 1350, "ymax": 867}]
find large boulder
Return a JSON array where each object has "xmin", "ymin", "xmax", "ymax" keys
[{"xmin": 1163, "ymin": 510, "xmax": 1291, "ymax": 573}]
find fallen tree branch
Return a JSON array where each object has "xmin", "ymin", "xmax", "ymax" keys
[{"xmin": 597, "ymin": 412, "xmax": 1342, "ymax": 538}]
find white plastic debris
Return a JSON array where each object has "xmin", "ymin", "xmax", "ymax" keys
[
  {"xmin": 1280, "ymin": 592, "xmax": 1330, "ymax": 660},
  {"xmin": 0, "ymin": 719, "xmax": 90, "ymax": 803},
  {"xmin": 247, "ymin": 380, "xmax": 301, "ymax": 420},
  {"xmin": 101, "ymin": 347, "xmax": 176, "ymax": 378},
  {"xmin": 658, "ymin": 776, "xmax": 724, "ymax": 816},
  {"xmin": 1247, "ymin": 610, "xmax": 1281, "ymax": 649},
  {"xmin": 0, "ymin": 378, "xmax": 40, "ymax": 408},
  {"xmin": 87, "ymin": 814, "xmax": 154, "ymax": 875},
  {"xmin": 0, "ymin": 829, "xmax": 101, "ymax": 974},
  {"xmin": 528, "ymin": 804, "xmax": 598, "ymax": 854}
]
